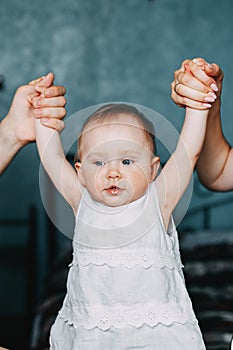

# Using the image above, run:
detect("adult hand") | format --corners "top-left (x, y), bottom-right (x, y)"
top-left (171, 58), bottom-right (224, 110)
top-left (4, 72), bottom-right (66, 147)
top-left (0, 73), bottom-right (66, 175)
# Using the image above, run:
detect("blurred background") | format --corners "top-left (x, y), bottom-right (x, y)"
top-left (0, 0), bottom-right (233, 349)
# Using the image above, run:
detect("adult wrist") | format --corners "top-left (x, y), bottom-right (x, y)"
top-left (0, 115), bottom-right (24, 154)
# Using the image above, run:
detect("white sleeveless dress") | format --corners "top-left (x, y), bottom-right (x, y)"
top-left (50, 184), bottom-right (206, 349)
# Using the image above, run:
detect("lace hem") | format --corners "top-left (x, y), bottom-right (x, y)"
top-left (58, 300), bottom-right (197, 331)
top-left (71, 249), bottom-right (183, 270)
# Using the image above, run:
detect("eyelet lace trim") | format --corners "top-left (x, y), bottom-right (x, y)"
top-left (59, 300), bottom-right (197, 330)
top-left (71, 249), bottom-right (183, 270)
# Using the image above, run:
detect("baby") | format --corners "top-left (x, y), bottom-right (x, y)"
top-left (35, 102), bottom-right (212, 349)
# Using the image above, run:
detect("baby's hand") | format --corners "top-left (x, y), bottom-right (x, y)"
top-left (30, 73), bottom-right (66, 132)
top-left (171, 58), bottom-right (223, 110)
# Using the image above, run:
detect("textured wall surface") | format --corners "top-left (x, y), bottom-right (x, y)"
top-left (0, 0), bottom-right (233, 316)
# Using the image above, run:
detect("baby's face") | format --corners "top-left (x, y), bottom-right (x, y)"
top-left (75, 118), bottom-right (160, 206)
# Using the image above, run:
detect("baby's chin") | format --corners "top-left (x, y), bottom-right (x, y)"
top-left (102, 196), bottom-right (131, 207)
top-left (96, 190), bottom-right (134, 207)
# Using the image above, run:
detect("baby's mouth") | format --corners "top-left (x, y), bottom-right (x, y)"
top-left (105, 185), bottom-right (123, 196)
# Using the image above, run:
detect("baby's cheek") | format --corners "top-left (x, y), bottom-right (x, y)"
top-left (136, 164), bottom-right (151, 182)
top-left (92, 176), bottom-right (104, 195)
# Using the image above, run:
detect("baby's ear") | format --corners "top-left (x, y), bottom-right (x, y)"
top-left (150, 156), bottom-right (160, 182)
top-left (75, 162), bottom-right (85, 186)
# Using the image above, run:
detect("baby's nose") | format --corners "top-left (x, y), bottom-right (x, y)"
top-left (106, 165), bottom-right (122, 179)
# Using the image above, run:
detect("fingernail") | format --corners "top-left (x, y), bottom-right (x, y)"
top-left (202, 103), bottom-right (212, 108)
top-left (41, 118), bottom-right (49, 124)
top-left (207, 92), bottom-right (217, 99)
top-left (204, 96), bottom-right (215, 103)
top-left (192, 58), bottom-right (203, 66)
top-left (207, 63), bottom-right (214, 70)
top-left (210, 83), bottom-right (218, 92)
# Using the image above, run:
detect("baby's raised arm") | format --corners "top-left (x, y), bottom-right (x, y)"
top-left (155, 106), bottom-right (209, 230)
top-left (34, 77), bottom-right (81, 213)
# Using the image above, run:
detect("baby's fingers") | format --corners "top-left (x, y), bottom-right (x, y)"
top-left (176, 71), bottom-right (213, 94)
top-left (29, 73), bottom-right (54, 88)
top-left (29, 76), bottom-right (45, 86)
top-left (188, 61), bottom-right (218, 91)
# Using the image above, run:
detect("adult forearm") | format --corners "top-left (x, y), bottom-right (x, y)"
top-left (0, 116), bottom-right (24, 175)
top-left (197, 100), bottom-right (231, 189)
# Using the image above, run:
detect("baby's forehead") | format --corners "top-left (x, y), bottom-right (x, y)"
top-left (83, 113), bottom-right (145, 133)
top-left (77, 111), bottom-right (155, 159)
top-left (81, 129), bottom-right (151, 158)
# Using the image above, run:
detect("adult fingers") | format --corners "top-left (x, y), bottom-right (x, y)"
top-left (175, 58), bottom-right (219, 91)
top-left (203, 62), bottom-right (224, 93)
top-left (171, 81), bottom-right (214, 110)
top-left (172, 82), bottom-right (216, 103)
top-left (32, 95), bottom-right (66, 108)
top-left (40, 118), bottom-right (65, 133)
top-left (35, 85), bottom-right (66, 97)
top-left (34, 107), bottom-right (66, 119)
top-left (187, 61), bottom-right (218, 91)
top-left (192, 57), bottom-right (206, 66)
top-left (171, 92), bottom-right (212, 110)
top-left (171, 73), bottom-right (217, 108)
top-left (204, 62), bottom-right (223, 78)
top-left (174, 71), bottom-right (213, 94)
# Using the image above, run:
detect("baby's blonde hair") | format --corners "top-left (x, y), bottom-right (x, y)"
top-left (75, 103), bottom-right (156, 163)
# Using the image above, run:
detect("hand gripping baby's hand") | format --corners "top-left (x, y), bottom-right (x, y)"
top-left (30, 73), bottom-right (66, 132)
top-left (171, 57), bottom-right (223, 110)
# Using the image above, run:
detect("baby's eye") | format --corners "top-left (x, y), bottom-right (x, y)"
top-left (122, 159), bottom-right (133, 165)
top-left (94, 160), bottom-right (105, 166)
